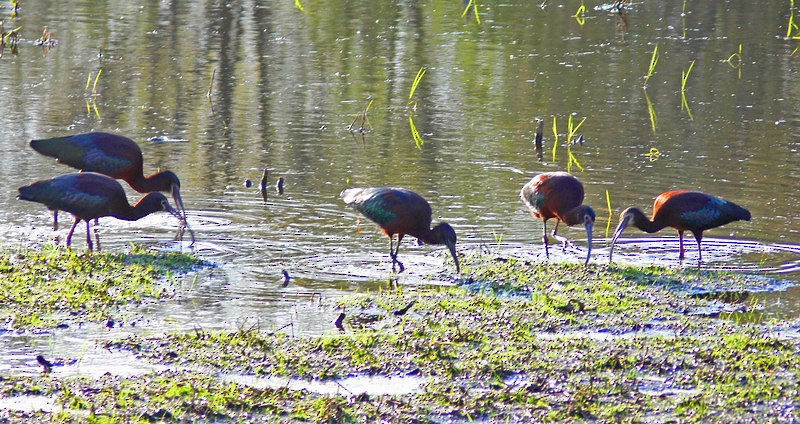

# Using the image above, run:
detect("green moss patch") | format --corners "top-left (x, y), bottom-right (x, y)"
top-left (0, 246), bottom-right (207, 329)
top-left (3, 257), bottom-right (799, 422)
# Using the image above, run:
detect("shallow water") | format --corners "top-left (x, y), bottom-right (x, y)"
top-left (0, 0), bottom-right (798, 379)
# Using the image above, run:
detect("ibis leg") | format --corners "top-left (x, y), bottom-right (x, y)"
top-left (541, 221), bottom-right (550, 259)
top-left (66, 218), bottom-right (80, 249)
top-left (85, 220), bottom-right (94, 252)
top-left (93, 218), bottom-right (101, 252)
top-left (677, 230), bottom-right (685, 260)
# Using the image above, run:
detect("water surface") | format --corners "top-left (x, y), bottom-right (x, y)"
top-left (0, 0), bottom-right (798, 376)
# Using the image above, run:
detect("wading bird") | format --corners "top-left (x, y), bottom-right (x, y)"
top-left (341, 187), bottom-right (460, 274)
top-left (609, 190), bottom-right (751, 262)
top-left (520, 171), bottom-right (595, 265)
top-left (18, 172), bottom-right (182, 251)
top-left (30, 132), bottom-right (192, 242)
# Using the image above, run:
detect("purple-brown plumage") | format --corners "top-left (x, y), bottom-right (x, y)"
top-left (18, 172), bottom-right (182, 251)
top-left (341, 187), bottom-right (459, 274)
top-left (30, 132), bottom-right (187, 221)
top-left (520, 172), bottom-right (595, 264)
top-left (610, 190), bottom-right (751, 262)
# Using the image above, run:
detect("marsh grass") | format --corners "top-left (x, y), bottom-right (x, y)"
top-left (643, 44), bottom-right (659, 87)
top-left (294, 0), bottom-right (306, 13)
top-left (407, 67), bottom-right (426, 109)
top-left (723, 43), bottom-right (743, 79)
top-left (461, 0), bottom-right (481, 24)
top-left (348, 97), bottom-right (373, 133)
top-left (0, 246), bottom-right (206, 329)
top-left (572, 1), bottom-right (586, 26)
top-left (72, 258), bottom-right (800, 422)
top-left (550, 115), bottom-right (585, 172)
top-left (788, 0), bottom-right (798, 38)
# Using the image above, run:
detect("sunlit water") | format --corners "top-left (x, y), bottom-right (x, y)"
top-left (0, 0), bottom-right (798, 381)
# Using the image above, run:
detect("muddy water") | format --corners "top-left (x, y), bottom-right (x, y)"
top-left (0, 0), bottom-right (799, 377)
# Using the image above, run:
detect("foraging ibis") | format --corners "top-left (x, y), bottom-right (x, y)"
top-left (18, 172), bottom-right (182, 251)
top-left (609, 190), bottom-right (751, 262)
top-left (520, 171), bottom-right (595, 264)
top-left (30, 132), bottom-right (188, 216)
top-left (341, 187), bottom-right (460, 274)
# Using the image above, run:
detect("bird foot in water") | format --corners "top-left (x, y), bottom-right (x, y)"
top-left (392, 260), bottom-right (405, 274)
top-left (552, 234), bottom-right (576, 253)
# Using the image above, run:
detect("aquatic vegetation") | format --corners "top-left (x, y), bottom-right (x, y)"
top-left (348, 97), bottom-right (373, 133)
top-left (572, 0), bottom-right (586, 25)
top-left (722, 43), bottom-right (743, 79)
top-left (74, 260), bottom-right (797, 422)
top-left (550, 114), bottom-right (586, 172)
top-left (0, 246), bottom-right (206, 329)
top-left (644, 87), bottom-right (657, 133)
top-left (680, 59), bottom-right (695, 120)
top-left (461, 0), bottom-right (481, 24)
top-left (643, 43), bottom-right (659, 87)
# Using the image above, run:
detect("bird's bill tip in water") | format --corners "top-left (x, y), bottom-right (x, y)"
top-left (609, 214), bottom-right (632, 262)
top-left (446, 241), bottom-right (460, 274)
top-left (584, 220), bottom-right (593, 265)
top-left (171, 184), bottom-right (187, 220)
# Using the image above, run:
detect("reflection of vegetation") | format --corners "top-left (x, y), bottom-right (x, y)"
top-left (407, 67), bottom-right (426, 148)
top-left (680, 60), bottom-right (695, 120)
top-left (614, 0), bottom-right (628, 33)
top-left (643, 44), bottom-right (659, 87)
top-left (644, 88), bottom-right (657, 134)
top-left (207, 68), bottom-right (216, 97)
top-left (605, 189), bottom-right (613, 239)
top-left (551, 115), bottom-right (585, 172)
top-left (722, 44), bottom-right (742, 79)
top-left (461, 0), bottom-right (481, 24)
top-left (409, 116), bottom-right (424, 148)
top-left (85, 70), bottom-right (103, 119)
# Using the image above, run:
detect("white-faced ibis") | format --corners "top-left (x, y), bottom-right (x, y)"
top-left (18, 172), bottom-right (182, 251)
top-left (520, 171), bottom-right (595, 265)
top-left (341, 187), bottom-right (460, 274)
top-left (610, 190), bottom-right (751, 262)
top-left (30, 132), bottom-right (188, 220)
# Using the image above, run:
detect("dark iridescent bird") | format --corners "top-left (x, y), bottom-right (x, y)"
top-left (520, 171), bottom-right (595, 265)
top-left (30, 132), bottom-right (189, 232)
top-left (18, 172), bottom-right (182, 251)
top-left (341, 187), bottom-right (460, 274)
top-left (610, 190), bottom-right (751, 262)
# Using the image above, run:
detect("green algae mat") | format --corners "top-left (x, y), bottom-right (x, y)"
top-left (2, 253), bottom-right (799, 422)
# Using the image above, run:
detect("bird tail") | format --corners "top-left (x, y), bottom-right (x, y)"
top-left (17, 184), bottom-right (43, 202)
top-left (30, 136), bottom-right (74, 158)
